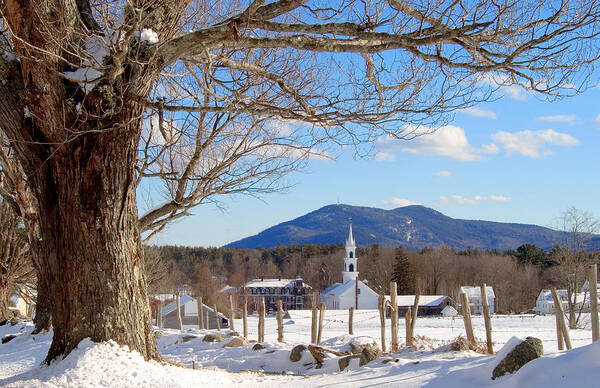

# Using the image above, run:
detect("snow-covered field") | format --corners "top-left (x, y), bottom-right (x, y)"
top-left (1, 311), bottom-right (599, 387)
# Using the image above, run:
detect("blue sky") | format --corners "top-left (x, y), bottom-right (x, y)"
top-left (145, 84), bottom-right (600, 247)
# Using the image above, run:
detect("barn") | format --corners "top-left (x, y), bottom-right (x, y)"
top-left (160, 295), bottom-right (229, 330)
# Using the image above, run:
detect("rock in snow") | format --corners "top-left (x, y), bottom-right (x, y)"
top-left (492, 336), bottom-right (543, 380)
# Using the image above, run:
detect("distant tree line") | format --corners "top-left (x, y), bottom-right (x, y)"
top-left (146, 241), bottom-right (599, 315)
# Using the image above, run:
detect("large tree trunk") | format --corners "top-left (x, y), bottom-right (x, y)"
top-left (28, 109), bottom-right (158, 362)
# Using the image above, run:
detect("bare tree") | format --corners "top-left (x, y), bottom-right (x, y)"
top-left (0, 199), bottom-right (35, 322)
top-left (551, 207), bottom-right (599, 328)
top-left (0, 0), bottom-right (599, 362)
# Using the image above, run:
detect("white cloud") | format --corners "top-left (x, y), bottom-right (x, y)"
top-left (433, 170), bottom-right (452, 177)
top-left (491, 129), bottom-right (579, 158)
top-left (382, 198), bottom-right (421, 207)
top-left (439, 195), bottom-right (512, 206)
top-left (595, 114), bottom-right (600, 126)
top-left (459, 107), bottom-right (497, 119)
top-left (373, 152), bottom-right (396, 161)
top-left (376, 125), bottom-right (497, 161)
top-left (477, 73), bottom-right (529, 101)
top-left (538, 114), bottom-right (578, 125)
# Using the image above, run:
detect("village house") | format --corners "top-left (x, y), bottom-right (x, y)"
top-left (160, 294), bottom-right (229, 329)
top-left (385, 295), bottom-right (451, 317)
top-left (239, 277), bottom-right (313, 312)
top-left (532, 289), bottom-right (595, 314)
top-left (320, 222), bottom-right (379, 309)
top-left (458, 285), bottom-right (495, 314)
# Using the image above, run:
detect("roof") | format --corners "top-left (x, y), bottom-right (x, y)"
top-left (441, 305), bottom-right (458, 316)
top-left (161, 295), bottom-right (228, 320)
top-left (321, 283), bottom-right (343, 295)
top-left (460, 286), bottom-right (495, 299)
top-left (385, 295), bottom-right (449, 307)
top-left (244, 278), bottom-right (311, 288)
top-left (322, 280), bottom-right (358, 297)
top-left (161, 294), bottom-right (195, 316)
top-left (219, 285), bottom-right (238, 294)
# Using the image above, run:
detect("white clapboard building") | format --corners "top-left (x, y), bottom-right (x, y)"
top-left (320, 222), bottom-right (379, 309)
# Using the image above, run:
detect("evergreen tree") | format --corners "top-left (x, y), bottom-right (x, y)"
top-left (391, 247), bottom-right (416, 295)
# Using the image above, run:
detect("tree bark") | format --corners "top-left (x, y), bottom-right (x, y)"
top-left (27, 107), bottom-right (159, 362)
top-left (32, 271), bottom-right (52, 333)
top-left (0, 282), bottom-right (11, 323)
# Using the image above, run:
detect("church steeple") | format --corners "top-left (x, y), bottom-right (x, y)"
top-left (342, 220), bottom-right (358, 283)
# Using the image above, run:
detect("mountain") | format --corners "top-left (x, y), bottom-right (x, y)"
top-left (225, 204), bottom-right (600, 251)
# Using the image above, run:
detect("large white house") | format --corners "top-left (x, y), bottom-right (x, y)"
top-left (320, 223), bottom-right (379, 309)
top-left (533, 288), bottom-right (596, 314)
top-left (458, 285), bottom-right (495, 314)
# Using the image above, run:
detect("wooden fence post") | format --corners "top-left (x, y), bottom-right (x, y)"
top-left (198, 296), bottom-right (204, 330)
top-left (158, 300), bottom-right (163, 328)
top-left (258, 297), bottom-right (265, 342)
top-left (555, 309), bottom-right (564, 351)
top-left (390, 282), bottom-right (398, 351)
top-left (229, 295), bottom-right (235, 332)
top-left (311, 304), bottom-right (318, 344)
top-left (317, 302), bottom-right (326, 344)
top-left (349, 307), bottom-right (354, 335)
top-left (405, 308), bottom-right (412, 347)
top-left (409, 294), bottom-right (419, 343)
top-left (551, 288), bottom-right (572, 350)
top-left (378, 295), bottom-right (386, 352)
top-left (460, 292), bottom-right (475, 346)
top-left (176, 292), bottom-right (183, 330)
top-left (243, 301), bottom-right (248, 338)
top-left (480, 284), bottom-right (493, 354)
top-left (590, 264), bottom-right (599, 342)
top-left (277, 299), bottom-right (284, 342)
top-left (214, 303), bottom-right (221, 330)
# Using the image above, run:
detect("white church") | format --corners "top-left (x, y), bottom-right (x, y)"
top-left (320, 222), bottom-right (379, 309)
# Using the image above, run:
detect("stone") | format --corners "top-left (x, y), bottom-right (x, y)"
top-left (1, 334), bottom-right (17, 344)
top-left (290, 344), bottom-right (307, 362)
top-left (202, 333), bottom-right (224, 343)
top-left (338, 355), bottom-right (360, 371)
top-left (182, 334), bottom-right (198, 343)
top-left (349, 337), bottom-right (379, 355)
top-left (492, 337), bottom-right (543, 380)
top-left (252, 343), bottom-right (265, 351)
top-left (450, 337), bottom-right (477, 352)
top-left (359, 345), bottom-right (380, 366)
top-left (224, 336), bottom-right (250, 348)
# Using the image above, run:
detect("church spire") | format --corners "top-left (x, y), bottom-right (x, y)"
top-left (342, 219), bottom-right (358, 283)
top-left (346, 218), bottom-right (355, 248)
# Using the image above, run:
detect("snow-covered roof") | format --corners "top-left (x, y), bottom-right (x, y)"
top-left (581, 280), bottom-right (600, 293)
top-left (219, 285), bottom-right (238, 294)
top-left (244, 278), bottom-right (311, 288)
top-left (322, 283), bottom-right (343, 295)
top-left (459, 286), bottom-right (495, 299)
top-left (322, 280), bottom-right (357, 297)
top-left (160, 295), bottom-right (228, 319)
top-left (161, 295), bottom-right (195, 316)
top-left (441, 305), bottom-right (458, 316)
top-left (385, 295), bottom-right (449, 307)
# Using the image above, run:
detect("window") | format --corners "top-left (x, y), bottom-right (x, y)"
top-left (349, 264), bottom-right (354, 272)
top-left (349, 251), bottom-right (354, 258)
